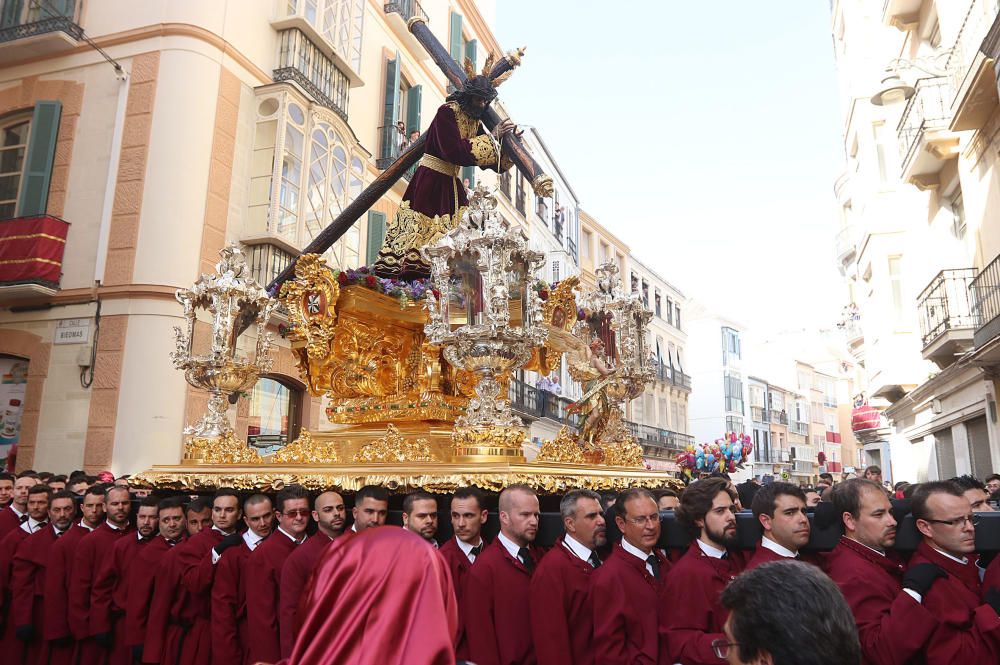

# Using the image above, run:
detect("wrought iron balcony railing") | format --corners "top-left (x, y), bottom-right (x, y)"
top-left (625, 420), bottom-right (694, 451)
top-left (751, 406), bottom-right (770, 423)
top-left (566, 235), bottom-right (578, 261)
top-left (0, 0), bottom-right (82, 43)
top-left (245, 241), bottom-right (295, 290)
top-left (897, 77), bottom-right (953, 172)
top-left (790, 420), bottom-right (809, 435)
top-left (508, 378), bottom-right (582, 428)
top-left (375, 125), bottom-right (418, 179)
top-left (654, 363), bottom-right (691, 391)
top-left (770, 410), bottom-right (788, 425)
top-left (384, 0), bottom-right (427, 24)
top-left (918, 268), bottom-right (977, 347)
top-left (274, 29), bottom-right (350, 121)
top-left (972, 254), bottom-right (1000, 348)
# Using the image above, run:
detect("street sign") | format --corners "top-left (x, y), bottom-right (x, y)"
top-left (54, 318), bottom-right (90, 345)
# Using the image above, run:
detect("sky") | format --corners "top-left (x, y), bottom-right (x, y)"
top-left (494, 0), bottom-right (845, 336)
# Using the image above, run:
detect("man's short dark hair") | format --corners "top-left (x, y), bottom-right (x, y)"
top-left (16, 471), bottom-right (38, 479)
top-left (83, 485), bottom-right (105, 500)
top-left (831, 478), bottom-right (884, 521)
top-left (986, 473), bottom-right (1000, 484)
top-left (28, 484), bottom-right (52, 499)
top-left (613, 488), bottom-right (657, 520)
top-left (158, 496), bottom-right (187, 512)
top-left (751, 482), bottom-right (806, 521)
top-left (864, 465), bottom-right (882, 476)
top-left (560, 489), bottom-right (602, 521)
top-left (275, 485), bottom-right (308, 513)
top-left (721, 560), bottom-right (860, 665)
top-left (244, 493), bottom-right (272, 510)
top-left (0, 472), bottom-right (13, 483)
top-left (655, 488), bottom-right (679, 500)
top-left (403, 491), bottom-right (436, 515)
top-left (452, 486), bottom-right (486, 511)
top-left (354, 485), bottom-right (389, 506)
top-left (911, 481), bottom-right (964, 521)
top-left (185, 497), bottom-right (212, 515)
top-left (38, 471), bottom-right (53, 482)
top-left (819, 473), bottom-right (834, 483)
top-left (676, 478), bottom-right (735, 536)
top-left (950, 475), bottom-right (986, 492)
top-left (213, 487), bottom-right (240, 505)
top-left (50, 474), bottom-right (67, 483)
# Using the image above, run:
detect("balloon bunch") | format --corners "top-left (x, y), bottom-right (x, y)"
top-left (676, 432), bottom-right (753, 479)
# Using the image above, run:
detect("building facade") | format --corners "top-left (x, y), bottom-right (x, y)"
top-left (831, 0), bottom-right (1000, 482)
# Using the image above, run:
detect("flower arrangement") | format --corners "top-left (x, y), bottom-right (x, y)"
top-left (332, 266), bottom-right (439, 308)
top-left (676, 432), bottom-right (753, 478)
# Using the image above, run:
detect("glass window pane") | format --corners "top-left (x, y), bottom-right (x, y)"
top-left (248, 377), bottom-right (291, 455)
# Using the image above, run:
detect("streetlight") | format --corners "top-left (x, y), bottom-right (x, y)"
top-left (870, 51), bottom-right (952, 105)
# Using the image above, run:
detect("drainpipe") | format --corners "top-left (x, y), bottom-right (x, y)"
top-left (93, 67), bottom-right (130, 285)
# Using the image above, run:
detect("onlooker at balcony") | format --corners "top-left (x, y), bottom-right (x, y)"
top-left (408, 128), bottom-right (419, 145)
top-left (395, 120), bottom-right (406, 153)
top-left (462, 177), bottom-right (473, 199)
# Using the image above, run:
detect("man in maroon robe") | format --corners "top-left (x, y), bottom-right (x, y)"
top-left (464, 484), bottom-right (544, 665)
top-left (826, 478), bottom-right (940, 665)
top-left (591, 488), bottom-right (669, 665)
top-left (661, 477), bottom-right (745, 665)
top-left (0, 472), bottom-right (14, 509)
top-left (125, 496), bottom-right (187, 661)
top-left (0, 482), bottom-right (49, 658)
top-left (143, 490), bottom-right (241, 665)
top-left (906, 481), bottom-right (1000, 663)
top-left (43, 486), bottom-right (104, 665)
top-left (744, 482), bottom-right (810, 570)
top-left (69, 485), bottom-right (132, 665)
top-left (438, 486), bottom-right (488, 660)
top-left (212, 494), bottom-right (274, 665)
top-left (89, 495), bottom-right (158, 665)
top-left (246, 485), bottom-right (310, 664)
top-left (530, 489), bottom-right (606, 665)
top-left (279, 490), bottom-right (345, 658)
top-left (10, 489), bottom-right (73, 664)
top-left (348, 485), bottom-right (388, 534)
top-left (0, 473), bottom-right (38, 538)
top-left (372, 73), bottom-right (517, 280)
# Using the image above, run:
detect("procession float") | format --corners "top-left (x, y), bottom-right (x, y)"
top-left (135, 17), bottom-right (681, 495)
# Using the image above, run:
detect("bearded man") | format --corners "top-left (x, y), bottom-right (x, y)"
top-left (371, 65), bottom-right (518, 280)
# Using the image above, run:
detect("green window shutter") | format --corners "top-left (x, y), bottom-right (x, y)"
top-left (18, 101), bottom-right (62, 217)
top-left (382, 53), bottom-right (401, 161)
top-left (465, 39), bottom-right (477, 71)
top-left (462, 165), bottom-right (475, 189)
top-left (1, 1), bottom-right (23, 28)
top-left (449, 13), bottom-right (464, 63)
top-left (366, 210), bottom-right (386, 266)
top-left (405, 84), bottom-right (422, 134)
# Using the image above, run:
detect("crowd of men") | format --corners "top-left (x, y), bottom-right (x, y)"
top-left (1, 467), bottom-right (1000, 665)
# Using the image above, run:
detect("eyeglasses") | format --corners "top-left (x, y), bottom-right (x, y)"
top-left (282, 509), bottom-right (311, 518)
top-left (711, 638), bottom-right (741, 659)
top-left (625, 515), bottom-right (659, 527)
top-left (923, 515), bottom-right (979, 527)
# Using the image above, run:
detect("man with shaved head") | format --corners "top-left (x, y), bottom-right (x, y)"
top-left (279, 490), bottom-right (346, 658)
top-left (465, 483), bottom-right (543, 665)
top-left (212, 494), bottom-right (274, 665)
top-left (69, 485), bottom-right (132, 665)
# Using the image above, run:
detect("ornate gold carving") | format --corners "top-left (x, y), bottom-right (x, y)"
top-left (447, 102), bottom-right (480, 141)
top-left (536, 426), bottom-right (585, 464)
top-left (325, 393), bottom-right (467, 424)
top-left (267, 431), bottom-right (341, 464)
top-left (182, 433), bottom-right (263, 465)
top-left (531, 174), bottom-right (554, 197)
top-left (544, 276), bottom-right (579, 332)
top-left (329, 317), bottom-right (412, 398)
top-left (279, 254), bottom-right (341, 394)
top-left (353, 424), bottom-right (439, 463)
top-left (378, 200), bottom-right (468, 270)
top-left (469, 134), bottom-right (500, 167)
top-left (602, 441), bottom-right (645, 468)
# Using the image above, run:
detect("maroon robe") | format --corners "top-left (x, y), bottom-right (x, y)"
top-left (372, 102), bottom-right (507, 280)
top-left (660, 541), bottom-right (744, 665)
top-left (246, 530), bottom-right (300, 664)
top-left (984, 553), bottom-right (1000, 596)
top-left (591, 542), bottom-right (669, 665)
top-left (211, 540), bottom-right (254, 665)
top-left (529, 536), bottom-right (597, 665)
top-left (69, 522), bottom-right (132, 665)
top-left (463, 537), bottom-right (544, 665)
top-left (744, 540), bottom-right (795, 571)
top-left (42, 523), bottom-right (93, 665)
top-left (91, 533), bottom-right (150, 665)
top-left (132, 535), bottom-right (182, 660)
top-left (147, 527), bottom-right (223, 665)
top-left (0, 505), bottom-right (25, 539)
top-left (10, 524), bottom-right (60, 664)
top-left (438, 536), bottom-right (477, 660)
top-left (279, 532), bottom-right (336, 659)
top-left (826, 536), bottom-right (938, 665)
top-left (908, 541), bottom-right (1000, 663)
top-left (0, 524), bottom-right (30, 657)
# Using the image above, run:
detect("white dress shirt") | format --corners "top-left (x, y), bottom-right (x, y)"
top-left (456, 536), bottom-right (484, 564)
top-left (760, 536), bottom-right (797, 558)
top-left (696, 539), bottom-right (727, 559)
top-left (621, 538), bottom-right (656, 576)
top-left (563, 533), bottom-right (597, 566)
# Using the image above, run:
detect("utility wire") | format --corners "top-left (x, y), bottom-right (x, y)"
top-left (33, 0), bottom-right (125, 76)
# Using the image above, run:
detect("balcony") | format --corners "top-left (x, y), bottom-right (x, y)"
top-left (508, 379), bottom-right (582, 429)
top-left (271, 0), bottom-right (364, 86)
top-left (918, 268), bottom-right (977, 367)
top-left (626, 420), bottom-right (695, 456)
top-left (790, 420), bottom-right (809, 436)
top-left (0, 215), bottom-right (69, 300)
top-left (0, 0), bottom-right (82, 64)
top-left (757, 447), bottom-right (791, 464)
top-left (835, 225), bottom-right (858, 266)
top-left (826, 431), bottom-right (843, 444)
top-left (566, 236), bottom-right (578, 261)
top-left (971, 254), bottom-right (1000, 361)
top-left (770, 410), bottom-right (788, 425)
top-left (274, 29), bottom-right (351, 120)
top-left (948, 0), bottom-right (1000, 132)
top-left (897, 78), bottom-right (959, 190)
top-left (654, 363), bottom-right (691, 391)
top-left (792, 460), bottom-right (816, 474)
top-left (751, 406), bottom-right (770, 424)
top-left (375, 125), bottom-right (418, 179)
top-left (882, 0), bottom-right (923, 29)
top-left (244, 240), bottom-right (295, 290)
top-left (383, 0), bottom-right (429, 59)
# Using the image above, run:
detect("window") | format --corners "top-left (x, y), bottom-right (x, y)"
top-left (726, 416), bottom-right (744, 434)
top-left (515, 171), bottom-right (525, 215)
top-left (949, 191), bottom-right (966, 239)
top-left (724, 372), bottom-right (743, 414)
top-left (749, 385), bottom-right (765, 408)
top-left (282, 0), bottom-right (365, 74)
top-left (872, 121), bottom-right (888, 185)
top-left (551, 260), bottom-right (560, 283)
top-left (581, 230), bottom-right (591, 259)
top-left (888, 256), bottom-right (904, 328)
top-left (0, 118), bottom-right (30, 219)
top-left (674, 304), bottom-right (681, 330)
top-left (664, 297), bottom-right (673, 325)
top-left (499, 170), bottom-right (511, 198)
top-left (247, 376), bottom-right (303, 455)
top-left (249, 91), bottom-right (365, 269)
top-left (811, 402), bottom-right (824, 424)
top-left (275, 29), bottom-right (351, 119)
top-left (654, 292), bottom-right (661, 318)
top-left (722, 327), bottom-right (741, 365)
top-left (641, 281), bottom-right (649, 308)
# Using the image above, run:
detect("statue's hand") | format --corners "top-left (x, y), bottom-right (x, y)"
top-left (493, 119), bottom-right (517, 139)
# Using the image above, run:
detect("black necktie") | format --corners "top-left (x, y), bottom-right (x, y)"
top-left (518, 547), bottom-right (535, 573)
top-left (470, 544), bottom-right (482, 558)
top-left (589, 552), bottom-right (602, 568)
top-left (19, 514), bottom-right (27, 523)
top-left (720, 551), bottom-right (728, 560)
top-left (646, 554), bottom-right (660, 579)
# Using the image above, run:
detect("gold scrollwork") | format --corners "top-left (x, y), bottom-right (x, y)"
top-left (279, 254), bottom-right (341, 394)
top-left (535, 426), bottom-right (585, 464)
top-left (353, 424), bottom-right (439, 463)
top-left (182, 433), bottom-right (263, 465)
top-left (267, 431), bottom-right (340, 464)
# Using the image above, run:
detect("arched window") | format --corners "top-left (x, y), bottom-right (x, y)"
top-left (247, 375), bottom-right (303, 456)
